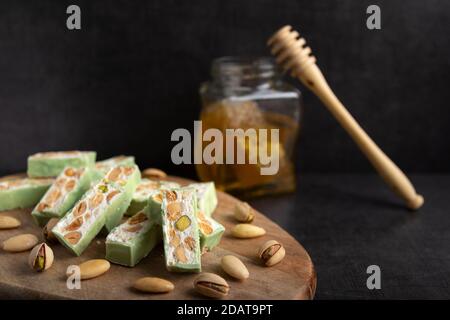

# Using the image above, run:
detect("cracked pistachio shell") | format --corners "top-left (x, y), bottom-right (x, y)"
top-left (43, 218), bottom-right (59, 243)
top-left (28, 243), bottom-right (54, 272)
top-left (194, 273), bottom-right (230, 298)
top-left (233, 202), bottom-right (254, 223)
top-left (258, 240), bottom-right (286, 267)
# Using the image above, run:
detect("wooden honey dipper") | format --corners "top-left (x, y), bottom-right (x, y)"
top-left (268, 25), bottom-right (424, 210)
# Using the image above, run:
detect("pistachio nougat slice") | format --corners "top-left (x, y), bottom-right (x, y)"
top-left (0, 178), bottom-right (54, 211)
top-left (197, 211), bottom-right (225, 253)
top-left (106, 210), bottom-right (162, 267)
top-left (93, 155), bottom-right (135, 181)
top-left (103, 165), bottom-right (141, 231)
top-left (31, 167), bottom-right (93, 220)
top-left (31, 210), bottom-right (51, 227)
top-left (52, 179), bottom-right (124, 256)
top-left (27, 151), bottom-right (96, 178)
top-left (161, 188), bottom-right (201, 272)
top-left (126, 178), bottom-right (180, 217)
top-left (188, 182), bottom-right (218, 217)
top-left (188, 182), bottom-right (222, 252)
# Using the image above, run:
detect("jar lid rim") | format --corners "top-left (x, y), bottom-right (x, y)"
top-left (212, 56), bottom-right (275, 69)
top-left (211, 56), bottom-right (279, 80)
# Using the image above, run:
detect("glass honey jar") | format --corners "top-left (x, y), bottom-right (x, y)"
top-left (197, 56), bottom-right (302, 198)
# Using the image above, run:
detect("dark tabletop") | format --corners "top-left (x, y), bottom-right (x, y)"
top-left (248, 174), bottom-right (450, 299)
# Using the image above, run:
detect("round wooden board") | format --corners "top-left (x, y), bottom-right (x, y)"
top-left (0, 175), bottom-right (316, 300)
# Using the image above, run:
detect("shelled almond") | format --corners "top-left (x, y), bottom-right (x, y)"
top-left (231, 224), bottom-right (266, 239)
top-left (221, 255), bottom-right (249, 280)
top-left (2, 234), bottom-right (39, 252)
top-left (133, 277), bottom-right (174, 293)
top-left (0, 215), bottom-right (21, 229)
top-left (68, 259), bottom-right (110, 280)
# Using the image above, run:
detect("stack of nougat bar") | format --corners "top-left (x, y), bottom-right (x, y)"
top-left (0, 151), bottom-right (224, 271)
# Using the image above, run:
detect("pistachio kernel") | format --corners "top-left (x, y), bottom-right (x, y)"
top-left (175, 215), bottom-right (191, 232)
top-left (98, 184), bottom-right (108, 193)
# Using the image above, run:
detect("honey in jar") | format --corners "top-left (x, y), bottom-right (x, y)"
top-left (197, 57), bottom-right (302, 198)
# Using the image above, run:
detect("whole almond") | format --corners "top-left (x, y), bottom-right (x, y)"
top-left (258, 240), bottom-right (286, 267)
top-left (43, 218), bottom-right (59, 243)
top-left (133, 277), bottom-right (175, 293)
top-left (233, 202), bottom-right (254, 223)
top-left (221, 255), bottom-right (249, 280)
top-left (194, 273), bottom-right (229, 299)
top-left (69, 259), bottom-right (110, 280)
top-left (231, 224), bottom-right (266, 239)
top-left (2, 234), bottom-right (39, 252)
top-left (142, 168), bottom-right (167, 179)
top-left (0, 215), bottom-right (21, 229)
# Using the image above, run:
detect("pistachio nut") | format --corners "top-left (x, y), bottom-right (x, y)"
top-left (233, 202), bottom-right (254, 223)
top-left (43, 218), bottom-right (60, 243)
top-left (231, 224), bottom-right (266, 239)
top-left (221, 255), bottom-right (249, 280)
top-left (142, 168), bottom-right (167, 179)
top-left (133, 277), bottom-right (175, 293)
top-left (175, 215), bottom-right (191, 232)
top-left (2, 234), bottom-right (39, 252)
top-left (258, 240), bottom-right (286, 267)
top-left (194, 273), bottom-right (230, 298)
top-left (0, 215), bottom-right (21, 229)
top-left (28, 243), bottom-right (54, 272)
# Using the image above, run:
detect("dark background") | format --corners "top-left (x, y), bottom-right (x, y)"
top-left (0, 0), bottom-right (449, 177)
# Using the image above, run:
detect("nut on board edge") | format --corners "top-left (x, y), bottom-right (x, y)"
top-left (258, 240), bottom-right (286, 267)
top-left (233, 202), bottom-right (255, 223)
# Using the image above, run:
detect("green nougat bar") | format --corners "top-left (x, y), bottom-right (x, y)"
top-left (105, 210), bottom-right (162, 267)
top-left (161, 188), bottom-right (201, 272)
top-left (31, 210), bottom-right (51, 227)
top-left (197, 212), bottom-right (225, 253)
top-left (188, 182), bottom-right (218, 217)
top-left (0, 178), bottom-right (54, 211)
top-left (103, 165), bottom-right (141, 231)
top-left (126, 179), bottom-right (180, 216)
top-left (93, 155), bottom-right (135, 181)
top-left (31, 167), bottom-right (93, 219)
top-left (52, 179), bottom-right (126, 256)
top-left (27, 151), bottom-right (96, 178)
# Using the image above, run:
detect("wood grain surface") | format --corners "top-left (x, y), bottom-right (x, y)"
top-left (0, 175), bottom-right (316, 300)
